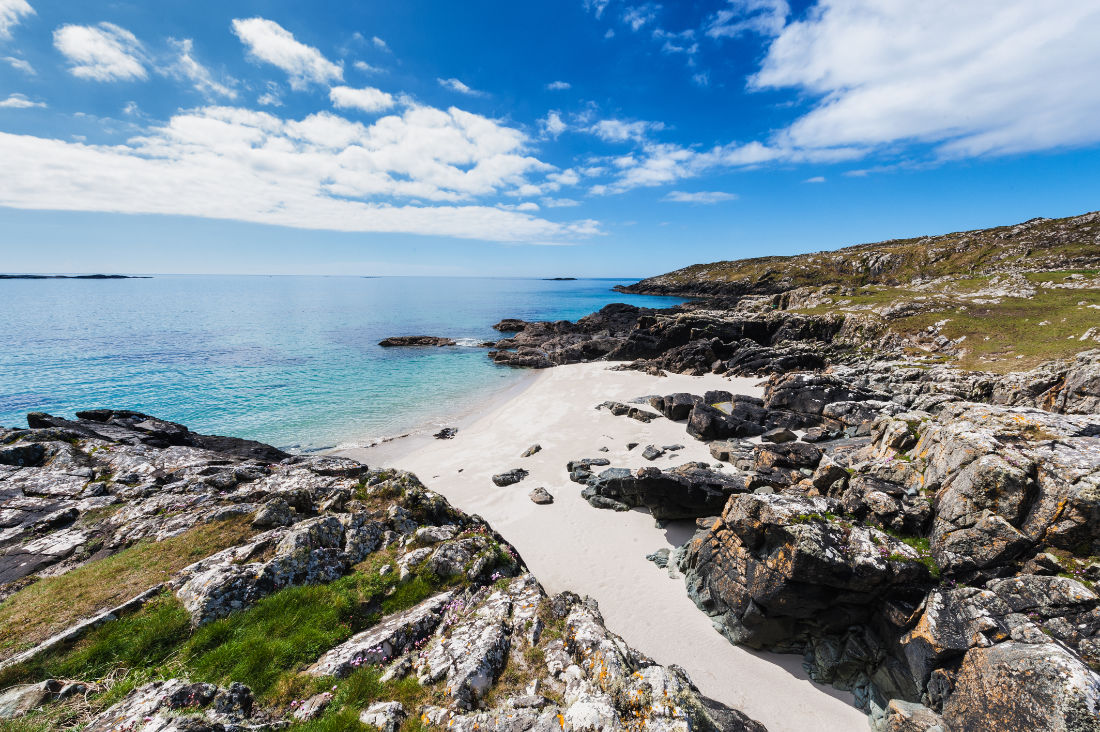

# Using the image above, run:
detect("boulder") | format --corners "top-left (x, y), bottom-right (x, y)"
top-left (582, 464), bottom-right (747, 519)
top-left (491, 469), bottom-right (529, 487)
top-left (378, 336), bottom-right (457, 347)
top-left (529, 487), bottom-right (554, 505)
top-left (761, 427), bottom-right (797, 444)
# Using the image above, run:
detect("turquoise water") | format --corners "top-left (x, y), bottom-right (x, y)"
top-left (0, 276), bottom-right (683, 450)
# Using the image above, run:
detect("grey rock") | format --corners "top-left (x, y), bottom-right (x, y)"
top-left (492, 469), bottom-right (529, 487)
top-left (529, 487), bottom-right (554, 505)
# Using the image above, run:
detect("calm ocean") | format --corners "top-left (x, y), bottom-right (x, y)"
top-left (0, 276), bottom-right (684, 450)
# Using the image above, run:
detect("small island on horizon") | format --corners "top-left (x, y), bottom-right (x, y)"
top-left (0, 274), bottom-right (151, 280)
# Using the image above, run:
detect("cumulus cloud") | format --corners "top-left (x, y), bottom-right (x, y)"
top-left (53, 22), bottom-right (147, 81)
top-left (2, 55), bottom-right (33, 74)
top-left (0, 0), bottom-right (33, 40)
top-left (0, 92), bottom-right (43, 108)
top-left (0, 104), bottom-right (598, 242)
top-left (752, 0), bottom-right (1100, 158)
top-left (662, 190), bottom-right (737, 203)
top-left (329, 85), bottom-right (395, 113)
top-left (546, 80), bottom-right (571, 91)
top-left (167, 38), bottom-right (236, 99)
top-left (231, 17), bottom-right (342, 89)
top-left (540, 111), bottom-right (567, 138)
top-left (437, 77), bottom-right (485, 97)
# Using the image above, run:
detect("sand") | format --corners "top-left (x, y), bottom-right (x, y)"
top-left (336, 362), bottom-right (866, 731)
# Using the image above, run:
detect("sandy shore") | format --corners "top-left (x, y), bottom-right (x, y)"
top-left (336, 362), bottom-right (866, 731)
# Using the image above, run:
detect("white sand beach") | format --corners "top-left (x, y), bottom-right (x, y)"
top-left (337, 362), bottom-right (866, 732)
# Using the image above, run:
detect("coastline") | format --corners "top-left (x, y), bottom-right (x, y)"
top-left (335, 361), bottom-right (867, 732)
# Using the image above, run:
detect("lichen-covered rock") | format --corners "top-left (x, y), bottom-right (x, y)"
top-left (682, 493), bottom-right (933, 648)
top-left (940, 641), bottom-right (1100, 732)
top-left (83, 679), bottom-right (265, 732)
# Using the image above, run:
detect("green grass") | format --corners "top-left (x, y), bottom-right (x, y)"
top-left (0, 516), bottom-right (258, 660)
top-left (0, 541), bottom-right (488, 731)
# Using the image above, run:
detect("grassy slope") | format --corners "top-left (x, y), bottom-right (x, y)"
top-left (622, 211), bottom-right (1100, 295)
top-left (0, 516), bottom-right (257, 660)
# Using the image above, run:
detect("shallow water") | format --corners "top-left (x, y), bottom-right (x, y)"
top-left (0, 276), bottom-right (683, 449)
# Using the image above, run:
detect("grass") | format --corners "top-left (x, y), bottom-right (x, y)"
top-left (2, 547), bottom-right (460, 731)
top-left (0, 516), bottom-right (257, 660)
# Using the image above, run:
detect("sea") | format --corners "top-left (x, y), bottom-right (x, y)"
top-left (0, 276), bottom-right (685, 451)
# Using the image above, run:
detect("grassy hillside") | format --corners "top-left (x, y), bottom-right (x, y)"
top-left (618, 211), bottom-right (1100, 297)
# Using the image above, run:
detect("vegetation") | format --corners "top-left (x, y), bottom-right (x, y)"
top-left (1, 549), bottom-right (459, 731)
top-left (0, 516), bottom-right (257, 660)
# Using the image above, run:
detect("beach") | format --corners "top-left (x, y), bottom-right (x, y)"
top-left (337, 361), bottom-right (867, 732)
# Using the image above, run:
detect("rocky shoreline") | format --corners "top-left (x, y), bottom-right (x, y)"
top-left (0, 409), bottom-right (762, 730)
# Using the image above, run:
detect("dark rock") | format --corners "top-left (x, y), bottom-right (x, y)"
top-left (378, 336), bottom-right (457, 347)
top-left (583, 464), bottom-right (747, 519)
top-left (433, 427), bottom-right (458, 439)
top-left (491, 469), bottom-right (529, 487)
top-left (642, 445), bottom-right (665, 461)
top-left (596, 401), bottom-right (659, 422)
top-left (521, 443), bottom-right (541, 457)
top-left (761, 427), bottom-right (797, 444)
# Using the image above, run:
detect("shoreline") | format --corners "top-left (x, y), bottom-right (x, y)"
top-left (336, 361), bottom-right (867, 732)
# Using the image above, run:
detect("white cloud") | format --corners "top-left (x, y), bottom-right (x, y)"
top-left (437, 77), bottom-right (485, 97)
top-left (662, 190), bottom-right (737, 203)
top-left (0, 92), bottom-right (43, 108)
top-left (372, 36), bottom-right (389, 51)
top-left (330, 85), bottom-right (395, 113)
top-left (2, 55), bottom-right (33, 74)
top-left (168, 38), bottom-right (237, 99)
top-left (692, 71), bottom-right (709, 86)
top-left (0, 104), bottom-right (598, 242)
top-left (546, 80), bottom-right (571, 91)
top-left (622, 3), bottom-right (659, 31)
top-left (122, 100), bottom-right (138, 115)
top-left (540, 111), bottom-right (567, 138)
top-left (542, 197), bottom-right (581, 208)
top-left (589, 118), bottom-right (664, 143)
top-left (584, 0), bottom-right (611, 19)
top-left (53, 22), bottom-right (147, 81)
top-left (231, 17), bottom-right (342, 89)
top-left (804, 175), bottom-right (826, 183)
top-left (0, 0), bottom-right (33, 40)
top-left (257, 81), bottom-right (282, 107)
top-left (354, 60), bottom-right (381, 73)
top-left (752, 0), bottom-right (1100, 158)
top-left (604, 28), bottom-right (615, 39)
top-left (707, 0), bottom-right (789, 38)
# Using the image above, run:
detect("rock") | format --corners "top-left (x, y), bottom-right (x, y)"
top-left (761, 427), bottom-right (797, 444)
top-left (491, 318), bottom-right (527, 332)
top-left (251, 498), bottom-right (292, 528)
top-left (682, 492), bottom-right (934, 648)
top-left (378, 336), bottom-right (457, 347)
top-left (529, 487), bottom-right (554, 505)
top-left (0, 680), bottom-right (61, 719)
top-left (521, 443), bottom-right (542, 457)
top-left (292, 692), bottom-right (332, 721)
top-left (360, 701), bottom-right (407, 732)
top-left (583, 464), bottom-right (747, 519)
top-left (941, 641), bottom-right (1100, 732)
top-left (433, 427), bottom-right (458, 439)
top-left (687, 399), bottom-right (768, 441)
top-left (646, 548), bottom-right (671, 568)
top-left (308, 591), bottom-right (456, 677)
top-left (84, 679), bottom-right (257, 732)
top-left (596, 401), bottom-right (659, 422)
top-left (880, 699), bottom-right (947, 732)
top-left (642, 445), bottom-right (665, 461)
top-left (491, 469), bottom-right (529, 487)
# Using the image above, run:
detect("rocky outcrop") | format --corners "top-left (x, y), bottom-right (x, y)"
top-left (582, 464), bottom-right (748, 519)
top-left (1, 413), bottom-right (764, 730)
top-left (378, 336), bottom-right (458, 347)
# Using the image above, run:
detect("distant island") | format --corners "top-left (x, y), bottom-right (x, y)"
top-left (542, 277), bottom-right (577, 280)
top-left (0, 274), bottom-right (151, 279)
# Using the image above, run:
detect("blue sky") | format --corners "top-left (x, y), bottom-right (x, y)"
top-left (1, 0), bottom-right (1099, 277)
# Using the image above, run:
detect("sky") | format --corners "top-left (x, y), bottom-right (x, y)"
top-left (1, 0), bottom-right (1100, 277)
